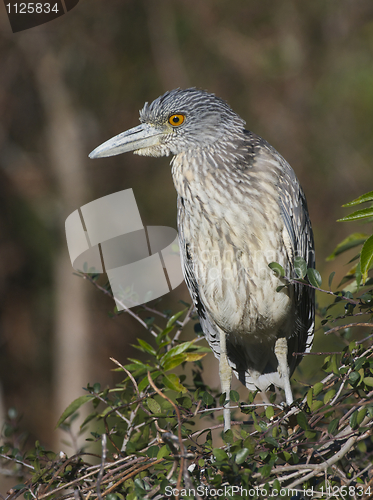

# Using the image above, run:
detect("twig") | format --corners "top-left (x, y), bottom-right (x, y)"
top-left (356, 332), bottom-right (373, 344)
top-left (146, 372), bottom-right (184, 500)
top-left (172, 304), bottom-right (195, 344)
top-left (102, 458), bottom-right (164, 497)
top-left (285, 437), bottom-right (354, 488)
top-left (196, 402), bottom-right (283, 414)
top-left (110, 357), bottom-right (158, 449)
top-left (284, 276), bottom-right (360, 305)
top-left (286, 416), bottom-right (373, 489)
top-left (294, 351), bottom-right (343, 355)
top-left (0, 453), bottom-right (34, 471)
top-left (110, 357), bottom-right (140, 397)
top-left (331, 311), bottom-right (369, 323)
top-left (329, 379), bottom-right (346, 405)
top-left (96, 434), bottom-right (107, 500)
top-left (82, 273), bottom-right (159, 337)
top-left (325, 322), bottom-right (373, 335)
top-left (145, 372), bottom-right (202, 500)
top-left (349, 463), bottom-right (373, 485)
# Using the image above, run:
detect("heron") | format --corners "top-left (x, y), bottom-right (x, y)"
top-left (89, 88), bottom-right (315, 431)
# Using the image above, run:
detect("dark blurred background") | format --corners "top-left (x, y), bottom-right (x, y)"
top-left (0, 0), bottom-right (373, 477)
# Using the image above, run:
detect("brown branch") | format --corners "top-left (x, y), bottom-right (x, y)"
top-left (286, 419), bottom-right (372, 489)
top-left (101, 458), bottom-right (164, 497)
top-left (294, 351), bottom-right (343, 355)
top-left (284, 276), bottom-right (360, 305)
top-left (325, 322), bottom-right (373, 335)
top-left (82, 273), bottom-right (159, 338)
top-left (110, 357), bottom-right (140, 398)
top-left (146, 371), bottom-right (187, 500)
top-left (172, 304), bottom-right (195, 344)
top-left (34, 456), bottom-right (146, 499)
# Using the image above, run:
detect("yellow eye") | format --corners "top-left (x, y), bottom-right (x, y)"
top-left (168, 114), bottom-right (185, 126)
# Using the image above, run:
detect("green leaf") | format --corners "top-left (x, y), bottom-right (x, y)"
top-left (162, 354), bottom-right (187, 371)
top-left (307, 268), bottom-right (322, 287)
top-left (259, 463), bottom-right (272, 477)
top-left (294, 256), bottom-right (307, 279)
top-left (80, 412), bottom-right (98, 430)
top-left (364, 376), bottom-right (373, 387)
top-left (330, 354), bottom-right (339, 375)
top-left (147, 398), bottom-right (162, 414)
top-left (328, 418), bottom-right (339, 435)
top-left (357, 408), bottom-right (367, 426)
top-left (268, 262), bottom-right (285, 277)
top-left (323, 389), bottom-right (335, 404)
top-left (177, 397), bottom-right (192, 409)
top-left (265, 406), bottom-right (274, 419)
top-left (147, 446), bottom-right (159, 458)
top-left (273, 479), bottom-right (281, 492)
top-left (137, 339), bottom-right (157, 356)
top-left (184, 352), bottom-right (207, 362)
top-left (160, 341), bottom-right (195, 367)
top-left (157, 444), bottom-right (170, 460)
top-left (360, 234), bottom-right (373, 284)
top-left (243, 436), bottom-right (255, 455)
top-left (265, 436), bottom-right (279, 448)
top-left (311, 400), bottom-right (324, 412)
top-left (306, 388), bottom-right (313, 409)
top-left (343, 191), bottom-right (373, 207)
top-left (126, 359), bottom-right (152, 370)
top-left (305, 430), bottom-right (316, 439)
top-left (213, 448), bottom-right (228, 462)
top-left (10, 485), bottom-right (26, 492)
top-left (296, 412), bottom-right (309, 430)
top-left (350, 410), bottom-right (358, 429)
top-left (224, 429), bottom-right (234, 444)
top-left (230, 390), bottom-right (240, 402)
top-left (338, 207), bottom-right (373, 222)
top-left (166, 309), bottom-right (186, 328)
top-left (313, 382), bottom-right (324, 396)
top-left (163, 374), bottom-right (187, 393)
top-left (159, 399), bottom-right (173, 411)
top-left (56, 395), bottom-right (96, 428)
top-left (202, 391), bottom-right (215, 405)
top-left (328, 271), bottom-right (335, 288)
top-left (235, 448), bottom-right (250, 464)
top-left (327, 233), bottom-right (368, 261)
top-left (138, 371), bottom-right (159, 393)
top-left (349, 371), bottom-right (360, 385)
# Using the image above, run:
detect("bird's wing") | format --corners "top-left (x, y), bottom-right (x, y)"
top-left (275, 151), bottom-right (315, 374)
top-left (176, 197), bottom-right (222, 359)
top-left (231, 133), bottom-right (315, 380)
top-left (177, 134), bottom-right (315, 391)
top-left (239, 132), bottom-right (315, 374)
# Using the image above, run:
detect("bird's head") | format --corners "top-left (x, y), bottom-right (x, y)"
top-left (89, 88), bottom-right (246, 159)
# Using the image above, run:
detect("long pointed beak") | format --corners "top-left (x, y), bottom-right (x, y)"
top-left (89, 123), bottom-right (165, 158)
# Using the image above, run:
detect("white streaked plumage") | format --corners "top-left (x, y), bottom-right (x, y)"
top-left (89, 88), bottom-right (315, 430)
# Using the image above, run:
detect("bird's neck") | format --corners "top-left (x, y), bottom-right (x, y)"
top-left (172, 144), bottom-right (222, 199)
top-left (171, 138), bottom-right (253, 208)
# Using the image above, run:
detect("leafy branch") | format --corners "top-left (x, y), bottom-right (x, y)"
top-left (2, 192), bottom-right (373, 499)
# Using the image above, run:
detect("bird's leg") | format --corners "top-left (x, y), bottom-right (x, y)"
top-left (218, 328), bottom-right (232, 431)
top-left (274, 337), bottom-right (293, 406)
